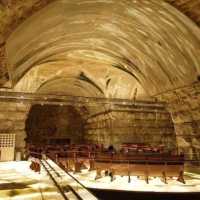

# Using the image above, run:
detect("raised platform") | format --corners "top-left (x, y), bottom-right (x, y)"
top-left (70, 169), bottom-right (200, 193)
top-left (0, 160), bottom-right (97, 200)
top-left (0, 161), bottom-right (200, 200)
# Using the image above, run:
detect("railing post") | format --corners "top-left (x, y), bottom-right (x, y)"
top-left (56, 154), bottom-right (58, 163)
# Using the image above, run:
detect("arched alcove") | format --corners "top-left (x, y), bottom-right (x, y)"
top-left (25, 104), bottom-right (85, 145)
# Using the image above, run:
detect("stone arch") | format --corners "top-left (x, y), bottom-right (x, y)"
top-left (25, 104), bottom-right (86, 145)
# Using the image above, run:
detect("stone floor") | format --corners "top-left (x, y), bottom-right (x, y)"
top-left (0, 161), bottom-right (64, 200)
top-left (0, 160), bottom-right (97, 200)
top-left (1, 161), bottom-right (200, 200)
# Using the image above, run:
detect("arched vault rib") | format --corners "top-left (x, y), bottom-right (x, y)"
top-left (4, 0), bottom-right (200, 98)
top-left (37, 76), bottom-right (109, 118)
top-left (37, 76), bottom-right (105, 97)
top-left (14, 60), bottom-right (145, 100)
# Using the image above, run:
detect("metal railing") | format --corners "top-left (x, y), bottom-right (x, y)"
top-left (28, 151), bottom-right (98, 200)
top-left (40, 159), bottom-right (69, 200)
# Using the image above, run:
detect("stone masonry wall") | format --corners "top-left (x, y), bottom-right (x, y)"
top-left (158, 82), bottom-right (200, 159)
top-left (0, 101), bottom-right (29, 157)
top-left (84, 104), bottom-right (176, 150)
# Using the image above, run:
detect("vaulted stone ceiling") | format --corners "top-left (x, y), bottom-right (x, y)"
top-left (167, 0), bottom-right (200, 26)
top-left (0, 0), bottom-right (200, 100)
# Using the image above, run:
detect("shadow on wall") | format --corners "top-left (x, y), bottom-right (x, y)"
top-left (25, 104), bottom-right (85, 145)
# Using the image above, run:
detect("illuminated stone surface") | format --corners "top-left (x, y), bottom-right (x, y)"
top-left (0, 160), bottom-right (97, 200)
top-left (0, 161), bottom-right (65, 200)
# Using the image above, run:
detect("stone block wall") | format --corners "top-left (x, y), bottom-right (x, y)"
top-left (84, 104), bottom-right (176, 150)
top-left (0, 101), bottom-right (29, 155)
top-left (158, 82), bottom-right (200, 159)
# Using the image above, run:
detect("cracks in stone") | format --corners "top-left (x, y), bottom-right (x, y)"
top-left (78, 72), bottom-right (104, 95)
top-left (106, 78), bottom-right (111, 89)
top-left (111, 63), bottom-right (142, 84)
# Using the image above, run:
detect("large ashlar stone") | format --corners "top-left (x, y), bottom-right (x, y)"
top-left (186, 99), bottom-right (200, 110)
top-left (158, 82), bottom-right (200, 159)
top-left (174, 123), bottom-right (195, 136)
top-left (0, 111), bottom-right (27, 121)
top-left (192, 138), bottom-right (200, 151)
top-left (0, 120), bottom-right (13, 130)
top-left (84, 105), bottom-right (175, 149)
top-left (13, 121), bottom-right (25, 131)
top-left (0, 101), bottom-right (28, 109)
top-left (171, 111), bottom-right (193, 124)
top-left (15, 131), bottom-right (26, 151)
top-left (0, 101), bottom-right (30, 158)
top-left (191, 109), bottom-right (200, 121)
